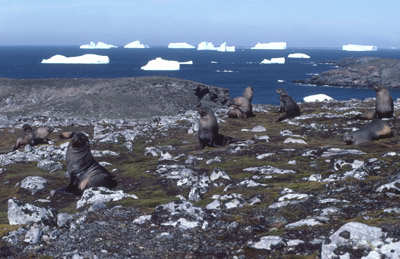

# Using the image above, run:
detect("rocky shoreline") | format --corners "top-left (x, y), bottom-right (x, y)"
top-left (1, 77), bottom-right (400, 258)
top-left (294, 57), bottom-right (400, 88)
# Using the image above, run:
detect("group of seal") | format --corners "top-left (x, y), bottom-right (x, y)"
top-left (345, 83), bottom-right (394, 144)
top-left (227, 87), bottom-right (254, 118)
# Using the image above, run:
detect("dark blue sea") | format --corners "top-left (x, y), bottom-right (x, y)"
top-left (1, 46), bottom-right (400, 105)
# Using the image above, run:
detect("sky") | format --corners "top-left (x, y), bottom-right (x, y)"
top-left (1, 0), bottom-right (399, 48)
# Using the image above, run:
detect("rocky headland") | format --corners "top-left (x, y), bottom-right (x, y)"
top-left (0, 77), bottom-right (400, 258)
top-left (294, 57), bottom-right (400, 88)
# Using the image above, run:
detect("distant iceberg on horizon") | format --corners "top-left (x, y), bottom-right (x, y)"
top-left (168, 42), bottom-right (196, 49)
top-left (80, 41), bottom-right (117, 49)
top-left (342, 44), bottom-right (377, 51)
top-left (288, 53), bottom-right (310, 59)
top-left (197, 42), bottom-right (217, 51)
top-left (141, 57), bottom-right (181, 70)
top-left (124, 40), bottom-right (150, 48)
top-left (303, 94), bottom-right (333, 102)
top-left (217, 42), bottom-right (235, 52)
top-left (41, 54), bottom-right (109, 64)
top-left (251, 42), bottom-right (287, 50)
top-left (260, 57), bottom-right (285, 64)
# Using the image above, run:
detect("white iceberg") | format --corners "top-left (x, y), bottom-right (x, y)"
top-left (41, 54), bottom-right (109, 64)
top-left (260, 57), bottom-right (285, 64)
top-left (288, 53), bottom-right (310, 58)
top-left (217, 42), bottom-right (236, 52)
top-left (251, 42), bottom-right (287, 50)
top-left (141, 57), bottom-right (180, 71)
top-left (179, 61), bottom-right (193, 65)
top-left (303, 94), bottom-right (333, 102)
top-left (168, 42), bottom-right (195, 49)
top-left (197, 41), bottom-right (217, 50)
top-left (124, 40), bottom-right (150, 48)
top-left (80, 41), bottom-right (117, 49)
top-left (342, 44), bottom-right (377, 51)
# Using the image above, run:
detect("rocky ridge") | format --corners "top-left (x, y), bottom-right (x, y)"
top-left (294, 57), bottom-right (400, 88)
top-left (0, 97), bottom-right (400, 258)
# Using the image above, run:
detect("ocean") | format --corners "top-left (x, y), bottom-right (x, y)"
top-left (1, 46), bottom-right (400, 105)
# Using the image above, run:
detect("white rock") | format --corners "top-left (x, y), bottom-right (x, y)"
top-left (21, 176), bottom-right (48, 195)
top-left (284, 138), bottom-right (307, 144)
top-left (8, 198), bottom-right (55, 225)
top-left (76, 187), bottom-right (138, 209)
top-left (41, 54), bottom-right (109, 64)
top-left (256, 153), bottom-right (274, 159)
top-left (250, 236), bottom-right (285, 250)
top-left (285, 218), bottom-right (322, 229)
top-left (303, 94), bottom-right (333, 102)
top-left (133, 215), bottom-right (152, 225)
top-left (141, 57), bottom-right (180, 71)
top-left (24, 225), bottom-right (43, 244)
top-left (206, 200), bottom-right (221, 210)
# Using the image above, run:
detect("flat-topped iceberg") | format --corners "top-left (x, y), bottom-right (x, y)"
top-left (251, 42), bottom-right (287, 50)
top-left (124, 40), bottom-right (150, 48)
top-left (217, 42), bottom-right (235, 52)
top-left (141, 57), bottom-right (180, 70)
top-left (41, 54), bottom-right (109, 64)
top-left (303, 94), bottom-right (333, 102)
top-left (342, 44), bottom-right (377, 51)
top-left (168, 42), bottom-right (195, 49)
top-left (288, 53), bottom-right (310, 58)
top-left (197, 42), bottom-right (217, 51)
top-left (260, 57), bottom-right (285, 64)
top-left (80, 41), bottom-right (117, 49)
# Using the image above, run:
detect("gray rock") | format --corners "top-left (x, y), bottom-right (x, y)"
top-left (20, 176), bottom-right (48, 195)
top-left (8, 198), bottom-right (56, 225)
top-left (57, 213), bottom-right (74, 228)
top-left (76, 187), bottom-right (138, 209)
top-left (24, 225), bottom-right (43, 244)
top-left (37, 159), bottom-right (63, 172)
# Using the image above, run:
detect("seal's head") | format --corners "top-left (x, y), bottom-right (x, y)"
top-left (276, 88), bottom-right (288, 96)
top-left (70, 132), bottom-right (89, 148)
top-left (198, 107), bottom-right (212, 117)
top-left (23, 124), bottom-right (32, 132)
top-left (343, 133), bottom-right (354, 145)
top-left (373, 84), bottom-right (385, 92)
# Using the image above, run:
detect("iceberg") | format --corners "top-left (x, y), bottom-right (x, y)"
top-left (303, 94), bottom-right (333, 102)
top-left (80, 41), bottom-right (117, 49)
top-left (41, 54), bottom-right (109, 64)
top-left (251, 42), bottom-right (287, 50)
top-left (260, 57), bottom-right (285, 64)
top-left (288, 53), bottom-right (310, 58)
top-left (179, 61), bottom-right (193, 65)
top-left (168, 42), bottom-right (195, 49)
top-left (197, 42), bottom-right (217, 51)
top-left (124, 40), bottom-right (150, 48)
top-left (217, 42), bottom-right (236, 52)
top-left (342, 44), bottom-right (377, 51)
top-left (141, 57), bottom-right (180, 70)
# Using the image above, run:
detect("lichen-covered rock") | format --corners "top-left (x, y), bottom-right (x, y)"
top-left (37, 159), bottom-right (63, 172)
top-left (20, 176), bottom-right (48, 195)
top-left (76, 187), bottom-right (138, 209)
top-left (7, 198), bottom-right (56, 225)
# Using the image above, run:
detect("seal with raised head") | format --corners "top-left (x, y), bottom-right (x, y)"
top-left (13, 124), bottom-right (54, 151)
top-left (57, 132), bottom-right (117, 195)
top-left (227, 87), bottom-right (254, 118)
top-left (275, 90), bottom-right (301, 122)
top-left (374, 84), bottom-right (394, 119)
top-left (276, 88), bottom-right (288, 113)
top-left (344, 119), bottom-right (392, 145)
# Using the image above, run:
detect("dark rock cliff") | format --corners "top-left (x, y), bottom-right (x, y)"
top-left (0, 77), bottom-right (230, 118)
top-left (294, 57), bottom-right (400, 88)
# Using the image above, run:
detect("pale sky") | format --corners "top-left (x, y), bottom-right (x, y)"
top-left (1, 0), bottom-right (399, 48)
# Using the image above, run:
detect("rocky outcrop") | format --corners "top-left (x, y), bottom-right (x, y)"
top-left (0, 77), bottom-right (230, 119)
top-left (294, 57), bottom-right (400, 88)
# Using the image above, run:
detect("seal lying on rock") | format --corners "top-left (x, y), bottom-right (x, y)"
top-left (227, 87), bottom-right (254, 118)
top-left (198, 107), bottom-right (235, 149)
top-left (12, 124), bottom-right (54, 151)
top-left (344, 119), bottom-right (392, 145)
top-left (276, 89), bottom-right (301, 122)
top-left (57, 132), bottom-right (117, 195)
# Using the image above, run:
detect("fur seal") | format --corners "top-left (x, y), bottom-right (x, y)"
top-left (198, 107), bottom-right (234, 149)
top-left (227, 87), bottom-right (254, 118)
top-left (276, 90), bottom-right (301, 122)
top-left (276, 88), bottom-right (288, 113)
top-left (13, 124), bottom-right (54, 151)
top-left (344, 119), bottom-right (392, 145)
top-left (374, 84), bottom-right (394, 119)
top-left (57, 132), bottom-right (117, 195)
